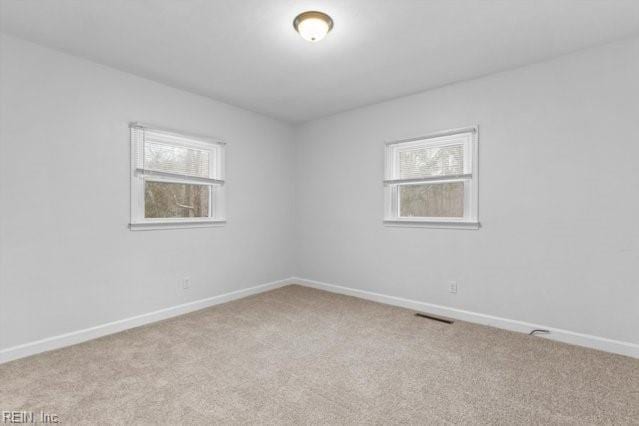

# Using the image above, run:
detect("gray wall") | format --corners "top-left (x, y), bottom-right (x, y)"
top-left (294, 37), bottom-right (639, 344)
top-left (0, 35), bottom-right (296, 350)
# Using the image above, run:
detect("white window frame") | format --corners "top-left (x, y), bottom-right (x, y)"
top-left (129, 123), bottom-right (226, 231)
top-left (384, 126), bottom-right (479, 229)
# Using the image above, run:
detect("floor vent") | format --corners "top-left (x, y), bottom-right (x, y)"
top-left (415, 312), bottom-right (454, 324)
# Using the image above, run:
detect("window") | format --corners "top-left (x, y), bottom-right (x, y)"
top-left (384, 127), bottom-right (479, 229)
top-left (129, 123), bottom-right (226, 230)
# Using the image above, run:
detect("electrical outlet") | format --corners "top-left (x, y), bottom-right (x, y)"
top-left (182, 277), bottom-right (190, 290)
top-left (448, 281), bottom-right (458, 294)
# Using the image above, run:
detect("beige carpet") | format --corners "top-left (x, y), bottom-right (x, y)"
top-left (1, 285), bottom-right (638, 424)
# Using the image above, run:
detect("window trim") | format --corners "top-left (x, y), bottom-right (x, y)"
top-left (129, 122), bottom-right (226, 231)
top-left (383, 126), bottom-right (480, 230)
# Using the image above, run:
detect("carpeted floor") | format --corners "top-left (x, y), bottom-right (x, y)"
top-left (1, 285), bottom-right (638, 424)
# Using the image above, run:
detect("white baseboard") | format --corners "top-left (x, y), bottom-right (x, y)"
top-left (292, 277), bottom-right (639, 359)
top-left (0, 278), bottom-right (294, 364)
top-left (3, 276), bottom-right (636, 363)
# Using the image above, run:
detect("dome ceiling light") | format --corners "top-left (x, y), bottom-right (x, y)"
top-left (293, 11), bottom-right (334, 42)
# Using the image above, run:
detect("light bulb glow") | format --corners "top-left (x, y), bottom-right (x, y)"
top-left (298, 17), bottom-right (329, 42)
top-left (294, 11), bottom-right (333, 42)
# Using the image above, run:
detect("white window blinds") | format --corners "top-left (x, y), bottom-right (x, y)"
top-left (385, 131), bottom-right (473, 184)
top-left (144, 139), bottom-right (210, 178)
top-left (398, 143), bottom-right (464, 179)
top-left (132, 125), bottom-right (224, 185)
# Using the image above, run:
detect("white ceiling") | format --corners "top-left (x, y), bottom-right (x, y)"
top-left (2, 0), bottom-right (639, 123)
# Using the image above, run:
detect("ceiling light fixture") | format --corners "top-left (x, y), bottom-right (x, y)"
top-left (293, 11), bottom-right (333, 42)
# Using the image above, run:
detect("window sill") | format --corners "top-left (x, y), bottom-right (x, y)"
top-left (383, 219), bottom-right (480, 230)
top-left (129, 220), bottom-right (226, 231)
